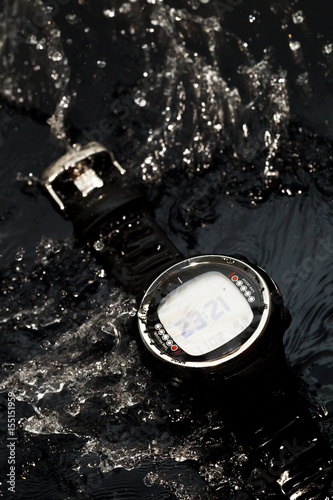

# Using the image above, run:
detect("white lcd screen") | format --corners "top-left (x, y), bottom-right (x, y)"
top-left (157, 271), bottom-right (254, 356)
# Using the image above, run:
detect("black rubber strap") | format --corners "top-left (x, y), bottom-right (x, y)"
top-left (80, 201), bottom-right (182, 296)
top-left (186, 347), bottom-right (333, 498)
top-left (42, 143), bottom-right (182, 296)
top-left (229, 369), bottom-right (333, 499)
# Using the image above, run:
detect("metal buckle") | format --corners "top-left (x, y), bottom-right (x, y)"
top-left (41, 142), bottom-right (125, 211)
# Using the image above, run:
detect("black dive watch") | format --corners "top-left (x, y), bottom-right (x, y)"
top-left (41, 142), bottom-right (333, 499)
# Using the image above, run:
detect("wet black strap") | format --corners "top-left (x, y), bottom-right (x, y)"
top-left (41, 143), bottom-right (182, 296)
top-left (80, 201), bottom-right (182, 296)
top-left (230, 370), bottom-right (333, 499)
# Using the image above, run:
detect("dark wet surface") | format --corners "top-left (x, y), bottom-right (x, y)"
top-left (1, 0), bottom-right (333, 498)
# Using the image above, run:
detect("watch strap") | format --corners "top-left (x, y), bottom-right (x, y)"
top-left (231, 370), bottom-right (333, 499)
top-left (83, 202), bottom-right (182, 296)
top-left (41, 142), bottom-right (182, 296)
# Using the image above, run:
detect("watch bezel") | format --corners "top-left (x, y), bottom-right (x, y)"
top-left (137, 254), bottom-right (273, 370)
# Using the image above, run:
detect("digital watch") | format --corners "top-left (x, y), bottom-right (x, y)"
top-left (41, 142), bottom-right (333, 499)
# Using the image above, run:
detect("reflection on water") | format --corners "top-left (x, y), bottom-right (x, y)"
top-left (1, 0), bottom-right (333, 498)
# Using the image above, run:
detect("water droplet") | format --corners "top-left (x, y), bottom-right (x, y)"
top-left (322, 43), bottom-right (333, 55)
top-left (60, 96), bottom-right (70, 109)
top-left (97, 60), bottom-right (106, 68)
top-left (296, 72), bottom-right (309, 86)
top-left (190, 0), bottom-right (200, 8)
top-left (93, 240), bottom-right (105, 252)
top-left (119, 3), bottom-right (132, 14)
top-left (249, 15), bottom-right (256, 23)
top-left (29, 34), bottom-right (38, 45)
top-left (292, 10), bottom-right (305, 24)
top-left (50, 29), bottom-right (61, 38)
top-left (15, 248), bottom-right (25, 261)
top-left (289, 40), bottom-right (301, 52)
top-left (143, 472), bottom-right (158, 486)
top-left (281, 19), bottom-right (288, 30)
top-left (66, 13), bottom-right (78, 25)
top-left (48, 49), bottom-right (63, 62)
top-left (53, 245), bottom-right (62, 253)
top-left (103, 8), bottom-right (115, 18)
top-left (134, 97), bottom-right (147, 107)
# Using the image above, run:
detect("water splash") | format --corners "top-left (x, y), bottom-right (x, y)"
top-left (0, 1), bottom-right (290, 188)
top-left (0, 0), bottom-right (71, 142)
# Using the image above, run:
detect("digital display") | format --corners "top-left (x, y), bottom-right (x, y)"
top-left (157, 271), bottom-right (254, 356)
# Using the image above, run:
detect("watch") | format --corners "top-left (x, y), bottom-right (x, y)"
top-left (41, 141), bottom-right (333, 499)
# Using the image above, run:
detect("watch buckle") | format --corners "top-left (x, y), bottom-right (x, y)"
top-left (41, 142), bottom-right (125, 211)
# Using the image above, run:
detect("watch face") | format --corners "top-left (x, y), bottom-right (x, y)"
top-left (137, 255), bottom-right (272, 369)
top-left (158, 271), bottom-right (253, 356)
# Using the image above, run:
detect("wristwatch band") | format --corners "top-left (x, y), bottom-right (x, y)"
top-left (41, 142), bottom-right (182, 295)
top-left (185, 342), bottom-right (332, 498)
top-left (227, 367), bottom-right (333, 499)
top-left (84, 203), bottom-right (182, 295)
